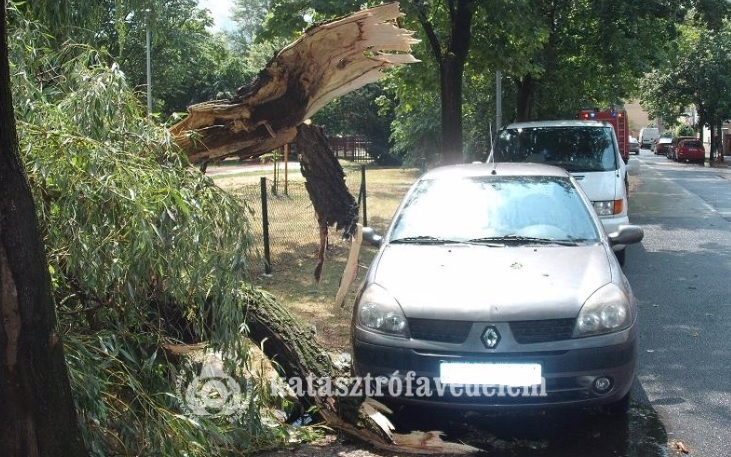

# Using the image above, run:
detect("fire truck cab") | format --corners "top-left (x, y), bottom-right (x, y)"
top-left (578, 107), bottom-right (629, 163)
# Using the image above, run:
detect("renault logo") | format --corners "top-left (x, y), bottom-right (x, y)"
top-left (481, 326), bottom-right (501, 349)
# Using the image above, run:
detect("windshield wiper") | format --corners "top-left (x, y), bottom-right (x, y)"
top-left (465, 237), bottom-right (507, 247)
top-left (390, 235), bottom-right (464, 244)
top-left (471, 235), bottom-right (578, 246)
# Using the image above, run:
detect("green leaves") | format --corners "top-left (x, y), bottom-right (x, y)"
top-left (8, 8), bottom-right (298, 455)
top-left (641, 17), bottom-right (731, 128)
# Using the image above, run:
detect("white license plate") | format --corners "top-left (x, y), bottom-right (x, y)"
top-left (439, 362), bottom-right (542, 387)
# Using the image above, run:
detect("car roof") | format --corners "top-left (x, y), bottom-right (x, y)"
top-left (502, 120), bottom-right (609, 129)
top-left (421, 162), bottom-right (572, 180)
top-left (658, 137), bottom-right (673, 143)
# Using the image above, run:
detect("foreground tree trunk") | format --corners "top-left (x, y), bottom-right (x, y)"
top-left (0, 6), bottom-right (88, 456)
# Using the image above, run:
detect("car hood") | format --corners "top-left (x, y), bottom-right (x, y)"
top-left (371, 243), bottom-right (612, 321)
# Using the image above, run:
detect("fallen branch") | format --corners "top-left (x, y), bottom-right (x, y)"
top-left (242, 288), bottom-right (480, 454)
top-left (170, 2), bottom-right (418, 164)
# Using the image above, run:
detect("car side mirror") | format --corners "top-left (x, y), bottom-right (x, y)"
top-left (608, 225), bottom-right (644, 246)
top-left (361, 226), bottom-right (383, 247)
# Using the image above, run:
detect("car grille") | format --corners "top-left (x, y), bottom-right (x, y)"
top-left (408, 318), bottom-right (576, 344)
top-left (408, 318), bottom-right (472, 344)
top-left (510, 318), bottom-right (576, 344)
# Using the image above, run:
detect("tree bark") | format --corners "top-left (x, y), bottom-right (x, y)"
top-left (440, 55), bottom-right (465, 165)
top-left (412, 0), bottom-right (475, 165)
top-left (0, 5), bottom-right (88, 456)
top-left (296, 123), bottom-right (359, 281)
top-left (515, 74), bottom-right (535, 122)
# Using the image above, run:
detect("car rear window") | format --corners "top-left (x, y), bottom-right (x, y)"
top-left (495, 126), bottom-right (618, 173)
top-left (680, 140), bottom-right (702, 148)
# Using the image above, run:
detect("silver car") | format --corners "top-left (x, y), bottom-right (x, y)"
top-left (351, 162), bottom-right (643, 415)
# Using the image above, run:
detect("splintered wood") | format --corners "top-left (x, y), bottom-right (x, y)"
top-left (170, 2), bottom-right (418, 164)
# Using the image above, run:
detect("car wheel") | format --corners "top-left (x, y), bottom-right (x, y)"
top-left (598, 391), bottom-right (631, 416)
top-left (615, 248), bottom-right (626, 267)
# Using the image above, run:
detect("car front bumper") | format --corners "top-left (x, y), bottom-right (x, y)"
top-left (352, 325), bottom-right (638, 410)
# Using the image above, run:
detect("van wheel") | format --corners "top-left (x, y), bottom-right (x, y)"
top-left (615, 249), bottom-right (626, 267)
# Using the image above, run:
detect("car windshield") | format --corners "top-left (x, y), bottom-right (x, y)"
top-left (389, 175), bottom-right (601, 244)
top-left (494, 126), bottom-right (617, 172)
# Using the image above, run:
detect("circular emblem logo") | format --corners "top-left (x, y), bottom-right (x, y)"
top-left (176, 360), bottom-right (245, 421)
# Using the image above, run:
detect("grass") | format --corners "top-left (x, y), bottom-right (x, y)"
top-left (212, 160), bottom-right (421, 352)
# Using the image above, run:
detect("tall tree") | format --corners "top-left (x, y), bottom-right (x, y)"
top-left (497, 0), bottom-right (680, 121)
top-left (643, 20), bottom-right (731, 158)
top-left (401, 0), bottom-right (476, 164)
top-left (0, 4), bottom-right (88, 456)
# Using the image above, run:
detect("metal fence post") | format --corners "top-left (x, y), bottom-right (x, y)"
top-left (260, 177), bottom-right (272, 274)
top-left (360, 165), bottom-right (367, 227)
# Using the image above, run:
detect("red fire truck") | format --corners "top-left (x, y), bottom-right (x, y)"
top-left (578, 107), bottom-right (629, 163)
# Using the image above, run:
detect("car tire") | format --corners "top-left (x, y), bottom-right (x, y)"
top-left (615, 249), bottom-right (626, 267)
top-left (598, 391), bottom-right (631, 416)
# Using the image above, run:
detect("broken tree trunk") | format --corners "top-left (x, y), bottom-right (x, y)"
top-left (242, 288), bottom-right (479, 455)
top-left (296, 123), bottom-right (359, 281)
top-left (169, 2), bottom-right (418, 165)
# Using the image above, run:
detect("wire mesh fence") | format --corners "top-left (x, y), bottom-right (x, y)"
top-left (231, 169), bottom-right (365, 276)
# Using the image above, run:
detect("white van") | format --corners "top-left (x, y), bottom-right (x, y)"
top-left (638, 127), bottom-right (659, 149)
top-left (493, 120), bottom-right (631, 265)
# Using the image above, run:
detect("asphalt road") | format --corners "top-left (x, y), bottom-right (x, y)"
top-left (624, 149), bottom-right (731, 456)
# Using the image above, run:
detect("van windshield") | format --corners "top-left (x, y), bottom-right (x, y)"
top-left (494, 126), bottom-right (618, 172)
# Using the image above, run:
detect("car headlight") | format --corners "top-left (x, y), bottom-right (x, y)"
top-left (356, 284), bottom-right (409, 337)
top-left (574, 283), bottom-right (631, 337)
top-left (593, 200), bottom-right (623, 216)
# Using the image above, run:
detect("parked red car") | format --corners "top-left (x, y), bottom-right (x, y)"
top-left (675, 139), bottom-right (705, 163)
top-left (654, 137), bottom-right (673, 156)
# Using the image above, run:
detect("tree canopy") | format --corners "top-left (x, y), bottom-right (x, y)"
top-left (242, 0), bottom-right (687, 164)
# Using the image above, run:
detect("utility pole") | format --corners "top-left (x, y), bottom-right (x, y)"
top-left (146, 9), bottom-right (152, 115)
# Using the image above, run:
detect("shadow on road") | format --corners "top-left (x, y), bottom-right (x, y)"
top-left (387, 382), bottom-right (669, 456)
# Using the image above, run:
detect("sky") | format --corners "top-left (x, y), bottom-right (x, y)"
top-left (198, 0), bottom-right (235, 32)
